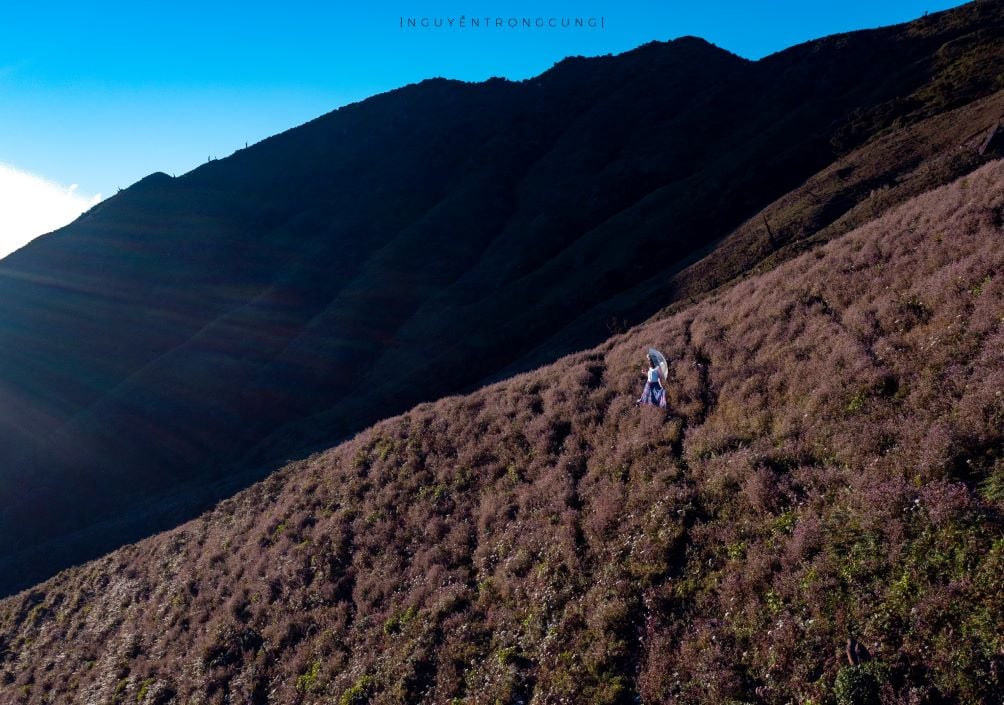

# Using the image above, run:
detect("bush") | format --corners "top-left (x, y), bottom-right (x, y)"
top-left (834, 665), bottom-right (880, 705)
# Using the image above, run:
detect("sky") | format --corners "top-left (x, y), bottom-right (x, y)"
top-left (0, 0), bottom-right (968, 256)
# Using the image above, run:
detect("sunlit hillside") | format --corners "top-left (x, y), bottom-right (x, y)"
top-left (2, 158), bottom-right (1000, 705)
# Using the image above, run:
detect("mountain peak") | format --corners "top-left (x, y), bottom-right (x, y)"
top-left (131, 171), bottom-right (173, 188)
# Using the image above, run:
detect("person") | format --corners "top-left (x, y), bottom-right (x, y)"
top-left (637, 352), bottom-right (667, 408)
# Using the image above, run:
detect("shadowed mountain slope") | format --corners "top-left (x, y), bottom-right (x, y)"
top-left (1, 157), bottom-right (1001, 705)
top-left (2, 1), bottom-right (1004, 595)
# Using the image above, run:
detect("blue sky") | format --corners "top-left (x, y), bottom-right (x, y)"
top-left (0, 0), bottom-right (967, 251)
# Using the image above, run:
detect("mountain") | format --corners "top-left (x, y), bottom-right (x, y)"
top-left (2, 1), bottom-right (1004, 596)
top-left (1, 156), bottom-right (1001, 704)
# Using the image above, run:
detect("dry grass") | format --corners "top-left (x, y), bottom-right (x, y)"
top-left (1, 159), bottom-right (1001, 704)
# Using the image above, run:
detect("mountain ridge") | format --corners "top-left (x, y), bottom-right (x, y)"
top-left (1, 0), bottom-right (1003, 596)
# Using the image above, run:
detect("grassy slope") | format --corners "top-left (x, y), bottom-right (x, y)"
top-left (490, 86), bottom-right (1004, 378)
top-left (1, 159), bottom-right (1001, 705)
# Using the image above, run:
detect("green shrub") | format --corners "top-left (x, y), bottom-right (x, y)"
top-left (383, 606), bottom-right (417, 635)
top-left (136, 678), bottom-right (154, 703)
top-left (978, 461), bottom-right (1004, 503)
top-left (339, 675), bottom-right (374, 705)
top-left (295, 660), bottom-right (322, 694)
top-left (834, 665), bottom-right (880, 705)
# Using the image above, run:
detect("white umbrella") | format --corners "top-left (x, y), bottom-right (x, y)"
top-left (648, 348), bottom-right (669, 382)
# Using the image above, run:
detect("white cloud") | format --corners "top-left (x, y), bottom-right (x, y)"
top-left (0, 162), bottom-right (103, 258)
